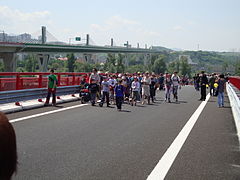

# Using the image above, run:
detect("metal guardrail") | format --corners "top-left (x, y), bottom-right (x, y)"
top-left (227, 83), bottom-right (240, 143)
top-left (0, 85), bottom-right (80, 104)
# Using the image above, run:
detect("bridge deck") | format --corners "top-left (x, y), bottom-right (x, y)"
top-left (7, 86), bottom-right (240, 180)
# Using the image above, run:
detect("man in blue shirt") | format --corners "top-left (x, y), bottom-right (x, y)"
top-left (115, 79), bottom-right (125, 111)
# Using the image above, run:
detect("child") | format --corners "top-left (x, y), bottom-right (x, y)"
top-left (115, 79), bottom-right (125, 111)
top-left (88, 79), bottom-right (99, 106)
top-left (99, 76), bottom-right (110, 107)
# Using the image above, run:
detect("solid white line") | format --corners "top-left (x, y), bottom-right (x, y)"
top-left (9, 104), bottom-right (88, 123)
top-left (147, 93), bottom-right (210, 180)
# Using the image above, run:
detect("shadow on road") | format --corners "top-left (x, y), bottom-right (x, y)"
top-left (120, 110), bottom-right (131, 113)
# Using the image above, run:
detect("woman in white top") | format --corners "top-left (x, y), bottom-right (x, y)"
top-left (141, 72), bottom-right (151, 104)
top-left (131, 77), bottom-right (140, 106)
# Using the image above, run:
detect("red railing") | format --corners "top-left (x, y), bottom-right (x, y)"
top-left (0, 72), bottom-right (90, 91)
top-left (229, 76), bottom-right (240, 90)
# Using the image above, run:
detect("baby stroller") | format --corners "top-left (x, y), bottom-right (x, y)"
top-left (79, 84), bottom-right (91, 104)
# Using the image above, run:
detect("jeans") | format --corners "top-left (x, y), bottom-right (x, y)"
top-left (218, 92), bottom-right (224, 107)
top-left (200, 85), bottom-right (206, 100)
top-left (101, 91), bottom-right (110, 105)
top-left (45, 88), bottom-right (56, 104)
top-left (116, 96), bottom-right (123, 110)
top-left (91, 93), bottom-right (97, 104)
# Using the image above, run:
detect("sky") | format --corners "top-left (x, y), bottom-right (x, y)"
top-left (0, 0), bottom-right (240, 52)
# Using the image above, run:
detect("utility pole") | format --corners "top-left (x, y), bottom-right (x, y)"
top-left (86, 34), bottom-right (89, 46)
top-left (111, 38), bottom-right (114, 47)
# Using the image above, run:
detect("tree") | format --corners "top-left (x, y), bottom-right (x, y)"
top-left (25, 55), bottom-right (38, 72)
top-left (0, 61), bottom-right (4, 72)
top-left (179, 56), bottom-right (191, 77)
top-left (235, 62), bottom-right (240, 75)
top-left (104, 53), bottom-right (116, 72)
top-left (116, 54), bottom-right (125, 73)
top-left (152, 55), bottom-right (167, 74)
top-left (67, 53), bottom-right (76, 72)
top-left (222, 61), bottom-right (229, 73)
top-left (167, 62), bottom-right (176, 73)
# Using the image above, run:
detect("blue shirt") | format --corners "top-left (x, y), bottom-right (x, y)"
top-left (115, 85), bottom-right (125, 97)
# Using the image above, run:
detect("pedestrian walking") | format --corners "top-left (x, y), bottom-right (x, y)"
top-left (108, 75), bottom-right (117, 105)
top-left (199, 71), bottom-right (209, 101)
top-left (131, 77), bottom-right (140, 106)
top-left (45, 68), bottom-right (58, 106)
top-left (171, 71), bottom-right (180, 102)
top-left (150, 76), bottom-right (156, 103)
top-left (165, 73), bottom-right (172, 103)
top-left (209, 73), bottom-right (216, 96)
top-left (88, 79), bottom-right (99, 106)
top-left (141, 72), bottom-right (151, 104)
top-left (217, 74), bottom-right (226, 107)
top-left (99, 76), bottom-right (110, 107)
top-left (115, 79), bottom-right (125, 111)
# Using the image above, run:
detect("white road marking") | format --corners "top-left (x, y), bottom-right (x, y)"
top-left (9, 104), bottom-right (88, 123)
top-left (147, 94), bottom-right (210, 180)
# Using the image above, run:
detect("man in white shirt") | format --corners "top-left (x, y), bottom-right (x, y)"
top-left (108, 75), bottom-right (117, 104)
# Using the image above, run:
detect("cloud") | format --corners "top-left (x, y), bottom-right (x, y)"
top-left (0, 6), bottom-right (51, 34)
top-left (173, 25), bottom-right (184, 31)
top-left (90, 15), bottom-right (161, 46)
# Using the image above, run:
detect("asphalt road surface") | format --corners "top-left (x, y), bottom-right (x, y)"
top-left (7, 86), bottom-right (240, 180)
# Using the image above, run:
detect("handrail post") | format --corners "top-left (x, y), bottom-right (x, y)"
top-left (38, 75), bottom-right (42, 88)
top-left (16, 74), bottom-right (20, 90)
top-left (67, 77), bottom-right (69, 86)
top-left (57, 74), bottom-right (61, 86)
top-left (72, 75), bottom-right (75, 85)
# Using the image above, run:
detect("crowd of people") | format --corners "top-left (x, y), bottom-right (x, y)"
top-left (193, 71), bottom-right (227, 107)
top-left (78, 68), bottom-right (185, 111)
top-left (44, 68), bottom-right (228, 110)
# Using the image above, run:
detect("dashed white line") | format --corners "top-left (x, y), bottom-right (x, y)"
top-left (147, 93), bottom-right (210, 180)
top-left (9, 104), bottom-right (88, 123)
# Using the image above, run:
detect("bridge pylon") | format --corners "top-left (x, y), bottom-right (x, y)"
top-left (37, 54), bottom-right (50, 72)
top-left (0, 52), bottom-right (17, 72)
